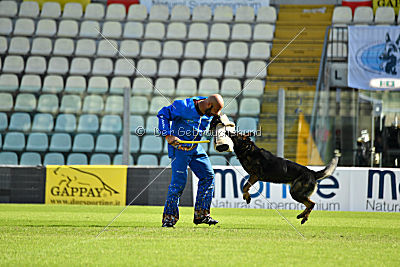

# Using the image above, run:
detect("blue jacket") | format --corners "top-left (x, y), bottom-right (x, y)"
top-left (157, 97), bottom-right (212, 156)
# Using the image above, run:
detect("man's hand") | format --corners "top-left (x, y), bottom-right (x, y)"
top-left (166, 135), bottom-right (180, 146)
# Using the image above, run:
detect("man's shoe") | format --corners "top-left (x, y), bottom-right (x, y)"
top-left (193, 216), bottom-right (219, 226)
top-left (162, 221), bottom-right (174, 228)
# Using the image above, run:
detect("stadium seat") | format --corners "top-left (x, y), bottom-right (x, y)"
top-left (192, 5), bottom-right (211, 21)
top-left (137, 154), bottom-right (158, 166)
top-left (132, 78), bottom-right (153, 96)
top-left (149, 96), bottom-right (172, 115)
top-left (202, 60), bottom-right (223, 78)
top-left (106, 4), bottom-right (126, 20)
top-left (9, 113), bottom-right (31, 131)
top-left (214, 6), bottom-right (233, 22)
top-left (0, 93), bottom-right (13, 111)
top-left (159, 155), bottom-right (170, 166)
top-left (250, 43), bottom-right (271, 60)
top-left (18, 1), bottom-right (39, 18)
top-left (163, 41), bottom-right (183, 59)
top-left (246, 61), bottom-right (267, 78)
top-left (117, 41), bottom-right (138, 59)
top-left (210, 23), bottom-right (230, 40)
top-left (110, 77), bottom-right (131, 95)
top-left (31, 37), bottom-right (52, 56)
top-left (167, 22), bottom-right (187, 39)
top-left (9, 37), bottom-right (30, 55)
top-left (0, 113), bottom-right (8, 131)
top-left (70, 57), bottom-right (91, 75)
top-left (209, 155), bottom-right (227, 165)
top-left (20, 152), bottom-right (41, 165)
top-left (26, 133), bottom-right (48, 152)
top-left (35, 19), bottom-right (57, 37)
top-left (84, 3), bottom-right (105, 20)
top-left (101, 115), bottom-right (122, 134)
top-left (41, 2), bottom-right (61, 18)
top-left (353, 7), bottom-right (373, 24)
top-left (144, 22), bottom-right (165, 40)
top-left (95, 134), bottom-right (117, 153)
top-left (88, 76), bottom-right (109, 94)
top-left (79, 21), bottom-right (100, 38)
top-left (14, 94), bottom-right (36, 112)
top-left (113, 154), bottom-right (134, 165)
top-left (32, 113), bottom-right (54, 132)
top-left (82, 95), bottom-right (104, 114)
top-left (25, 56), bottom-right (46, 75)
top-left (221, 79), bottom-right (241, 96)
top-left (375, 7), bottom-right (395, 24)
top-left (60, 95), bottom-right (82, 113)
top-left (92, 58), bottom-right (113, 76)
top-left (20, 74), bottom-right (41, 93)
top-left (253, 24), bottom-right (274, 41)
top-left (123, 22), bottom-right (144, 39)
top-left (228, 42), bottom-right (248, 60)
top-left (231, 24), bottom-right (252, 41)
top-left (62, 3), bottom-right (83, 19)
top-left (222, 97), bottom-right (238, 116)
top-left (55, 114), bottom-right (76, 132)
top-left (77, 114), bottom-right (99, 133)
top-left (154, 78), bottom-right (175, 96)
top-left (47, 57), bottom-right (69, 75)
top-left (136, 59), bottom-right (157, 77)
top-left (3, 56), bottom-right (24, 74)
top-left (75, 39), bottom-right (96, 57)
top-left (158, 60), bottom-right (179, 77)
top-left (3, 132), bottom-right (25, 151)
top-left (0, 18), bottom-right (13, 35)
top-left (90, 154), bottom-right (111, 165)
top-left (42, 75), bottom-right (63, 93)
top-left (0, 36), bottom-right (7, 54)
top-left (332, 6), bottom-right (352, 24)
top-left (0, 74), bottom-right (19, 92)
top-left (49, 133), bottom-right (72, 152)
top-left (198, 79), bottom-right (219, 96)
top-left (65, 76), bottom-right (86, 94)
top-left (127, 4), bottom-right (147, 21)
top-left (43, 153), bottom-right (65, 165)
top-left (130, 115), bottom-right (144, 134)
top-left (37, 94), bottom-right (59, 113)
top-left (145, 116), bottom-right (158, 134)
top-left (58, 20), bottom-right (78, 38)
top-left (256, 6), bottom-right (276, 23)
top-left (104, 96), bottom-right (124, 114)
top-left (188, 23), bottom-right (209, 40)
top-left (224, 60), bottom-right (245, 78)
top-left (0, 152), bottom-right (18, 165)
top-left (176, 78), bottom-right (197, 96)
top-left (72, 133), bottom-right (94, 152)
top-left (235, 6), bottom-right (255, 22)
top-left (243, 79), bottom-right (264, 97)
top-left (141, 135), bottom-right (162, 153)
top-left (13, 18), bottom-right (35, 36)
top-left (118, 135), bottom-right (140, 153)
top-left (184, 41), bottom-right (204, 59)
top-left (102, 21), bottom-right (122, 38)
top-left (149, 5), bottom-right (169, 21)
top-left (171, 5), bottom-right (190, 21)
top-left (327, 43), bottom-right (348, 59)
top-left (206, 42), bottom-right (227, 59)
top-left (240, 98), bottom-right (260, 116)
top-left (141, 40), bottom-right (162, 58)
top-left (114, 58), bottom-right (135, 76)
top-left (67, 153), bottom-right (88, 165)
top-left (229, 156), bottom-right (241, 166)
top-left (237, 117), bottom-right (258, 132)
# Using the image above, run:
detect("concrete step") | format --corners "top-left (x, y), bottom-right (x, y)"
top-left (275, 28), bottom-right (327, 40)
top-left (268, 63), bottom-right (320, 77)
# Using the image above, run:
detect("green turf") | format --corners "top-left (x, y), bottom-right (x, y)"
top-left (0, 204), bottom-right (399, 266)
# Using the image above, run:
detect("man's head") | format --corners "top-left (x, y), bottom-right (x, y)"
top-left (200, 94), bottom-right (224, 117)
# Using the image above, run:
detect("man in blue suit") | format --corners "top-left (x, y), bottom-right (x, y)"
top-left (157, 94), bottom-right (224, 227)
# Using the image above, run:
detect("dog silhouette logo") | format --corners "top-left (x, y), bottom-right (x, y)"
top-left (52, 166), bottom-right (119, 197)
top-left (356, 32), bottom-right (400, 75)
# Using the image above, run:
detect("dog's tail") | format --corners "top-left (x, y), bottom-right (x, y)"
top-left (315, 150), bottom-right (340, 180)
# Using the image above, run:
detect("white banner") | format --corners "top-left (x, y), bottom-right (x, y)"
top-left (140, 0), bottom-right (270, 14)
top-left (348, 26), bottom-right (400, 91)
top-left (192, 167), bottom-right (400, 212)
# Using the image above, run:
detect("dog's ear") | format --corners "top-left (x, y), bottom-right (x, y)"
top-left (386, 33), bottom-right (391, 43)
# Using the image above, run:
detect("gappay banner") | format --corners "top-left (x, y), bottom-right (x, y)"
top-left (348, 26), bottom-right (400, 91)
top-left (45, 165), bottom-right (127, 206)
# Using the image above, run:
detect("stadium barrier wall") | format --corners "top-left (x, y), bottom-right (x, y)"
top-left (0, 166), bottom-right (193, 207)
top-left (193, 167), bottom-right (400, 212)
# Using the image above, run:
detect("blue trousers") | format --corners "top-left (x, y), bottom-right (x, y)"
top-left (163, 148), bottom-right (215, 224)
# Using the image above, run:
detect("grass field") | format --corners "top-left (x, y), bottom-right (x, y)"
top-left (0, 204), bottom-right (399, 266)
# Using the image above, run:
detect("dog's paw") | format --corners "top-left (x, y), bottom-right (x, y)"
top-left (243, 193), bottom-right (251, 204)
top-left (301, 217), bottom-right (308, 224)
top-left (297, 213), bottom-right (305, 219)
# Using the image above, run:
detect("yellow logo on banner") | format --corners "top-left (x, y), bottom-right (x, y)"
top-left (373, 0), bottom-right (400, 15)
top-left (45, 165), bottom-right (127, 206)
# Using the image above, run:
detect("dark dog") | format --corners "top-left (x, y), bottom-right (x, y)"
top-left (225, 130), bottom-right (339, 224)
